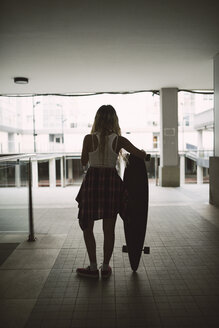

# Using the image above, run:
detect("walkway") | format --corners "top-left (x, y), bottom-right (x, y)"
top-left (0, 184), bottom-right (219, 327)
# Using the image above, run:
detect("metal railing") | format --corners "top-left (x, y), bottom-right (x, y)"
top-left (182, 149), bottom-right (213, 169)
top-left (0, 153), bottom-right (36, 241)
top-left (0, 148), bottom-right (213, 241)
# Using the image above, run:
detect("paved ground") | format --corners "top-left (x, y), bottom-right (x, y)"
top-left (0, 183), bottom-right (219, 327)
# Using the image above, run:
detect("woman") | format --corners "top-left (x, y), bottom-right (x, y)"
top-left (76, 105), bottom-right (147, 278)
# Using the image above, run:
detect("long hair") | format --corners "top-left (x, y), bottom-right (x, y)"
top-left (91, 105), bottom-right (121, 161)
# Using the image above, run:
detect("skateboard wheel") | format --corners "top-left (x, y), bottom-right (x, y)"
top-left (143, 246), bottom-right (150, 254)
top-left (122, 245), bottom-right (128, 253)
top-left (146, 154), bottom-right (151, 161)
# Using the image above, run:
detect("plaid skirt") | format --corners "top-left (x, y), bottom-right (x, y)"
top-left (75, 167), bottom-right (128, 230)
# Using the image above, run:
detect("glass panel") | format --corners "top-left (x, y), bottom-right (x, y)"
top-left (38, 161), bottom-right (49, 187)
top-left (185, 158), bottom-right (197, 184)
top-left (72, 159), bottom-right (84, 185)
top-left (0, 159), bottom-right (29, 233)
top-left (56, 159), bottom-right (61, 187)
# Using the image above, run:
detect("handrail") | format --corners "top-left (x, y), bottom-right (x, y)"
top-left (0, 153), bottom-right (36, 162)
top-left (0, 152), bottom-right (82, 162)
top-left (183, 150), bottom-right (214, 158)
top-left (0, 149), bottom-right (214, 163)
top-left (0, 154), bottom-right (36, 242)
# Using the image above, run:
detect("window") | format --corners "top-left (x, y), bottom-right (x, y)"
top-left (153, 135), bottom-right (159, 149)
top-left (183, 115), bottom-right (190, 126)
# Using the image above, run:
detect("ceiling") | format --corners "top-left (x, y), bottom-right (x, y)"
top-left (1, 0), bottom-right (219, 95)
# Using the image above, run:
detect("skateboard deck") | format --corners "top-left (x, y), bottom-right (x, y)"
top-left (122, 154), bottom-right (150, 271)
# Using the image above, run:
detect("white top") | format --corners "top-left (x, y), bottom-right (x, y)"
top-left (89, 133), bottom-right (119, 168)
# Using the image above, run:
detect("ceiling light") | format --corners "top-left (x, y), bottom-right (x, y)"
top-left (14, 77), bottom-right (29, 84)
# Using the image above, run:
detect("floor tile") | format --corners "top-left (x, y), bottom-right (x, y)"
top-left (17, 234), bottom-right (67, 249)
top-left (1, 248), bottom-right (60, 269)
top-left (0, 243), bottom-right (19, 265)
top-left (0, 299), bottom-right (36, 328)
top-left (0, 269), bottom-right (50, 299)
top-left (1, 185), bottom-right (219, 328)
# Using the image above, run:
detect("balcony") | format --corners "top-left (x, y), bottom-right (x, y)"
top-left (193, 108), bottom-right (214, 130)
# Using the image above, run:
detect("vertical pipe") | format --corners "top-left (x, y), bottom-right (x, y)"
top-left (32, 98), bottom-right (37, 153)
top-left (28, 158), bottom-right (36, 242)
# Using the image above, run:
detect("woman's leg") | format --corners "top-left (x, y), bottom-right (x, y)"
top-left (83, 219), bottom-right (97, 266)
top-left (102, 218), bottom-right (117, 265)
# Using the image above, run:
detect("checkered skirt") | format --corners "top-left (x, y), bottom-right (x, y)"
top-left (76, 167), bottom-right (128, 230)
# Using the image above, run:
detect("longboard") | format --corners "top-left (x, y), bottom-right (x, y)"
top-left (122, 153), bottom-right (150, 271)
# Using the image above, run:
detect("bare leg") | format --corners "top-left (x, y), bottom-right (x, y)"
top-left (103, 218), bottom-right (117, 265)
top-left (83, 220), bottom-right (97, 265)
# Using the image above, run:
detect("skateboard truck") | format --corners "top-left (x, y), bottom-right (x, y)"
top-left (143, 246), bottom-right (150, 254)
top-left (122, 245), bottom-right (150, 254)
top-left (146, 154), bottom-right (151, 161)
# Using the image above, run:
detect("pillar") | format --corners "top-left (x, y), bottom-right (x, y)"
top-left (197, 165), bottom-right (203, 184)
top-left (15, 162), bottom-right (21, 187)
top-left (159, 88), bottom-right (180, 186)
top-left (197, 130), bottom-right (203, 150)
top-left (32, 160), bottom-right (38, 188)
top-left (49, 158), bottom-right (56, 188)
top-left (180, 154), bottom-right (185, 185)
top-left (210, 53), bottom-right (219, 206)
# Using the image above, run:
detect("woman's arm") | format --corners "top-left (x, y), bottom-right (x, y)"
top-left (81, 134), bottom-right (90, 166)
top-left (119, 136), bottom-right (147, 159)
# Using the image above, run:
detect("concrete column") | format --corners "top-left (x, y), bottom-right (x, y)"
top-left (210, 53), bottom-right (219, 205)
top-left (197, 130), bottom-right (203, 150)
top-left (197, 165), bottom-right (203, 184)
top-left (32, 160), bottom-right (38, 188)
top-left (49, 158), bottom-right (56, 188)
top-left (180, 154), bottom-right (185, 185)
top-left (15, 162), bottom-right (21, 187)
top-left (159, 88), bottom-right (180, 186)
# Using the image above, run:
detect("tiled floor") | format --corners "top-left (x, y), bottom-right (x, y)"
top-left (0, 184), bottom-right (219, 327)
top-left (0, 243), bottom-right (19, 266)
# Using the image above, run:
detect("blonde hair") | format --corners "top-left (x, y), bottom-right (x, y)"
top-left (91, 105), bottom-right (121, 161)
